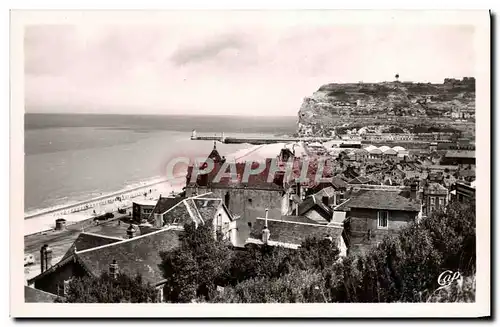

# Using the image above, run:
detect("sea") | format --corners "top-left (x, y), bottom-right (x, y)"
top-left (24, 113), bottom-right (297, 217)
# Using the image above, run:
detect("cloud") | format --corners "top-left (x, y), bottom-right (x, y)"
top-left (170, 34), bottom-right (246, 66)
top-left (23, 22), bottom-right (475, 116)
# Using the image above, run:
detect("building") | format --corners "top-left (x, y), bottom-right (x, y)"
top-left (451, 181), bottom-right (476, 203)
top-left (132, 200), bottom-right (157, 224)
top-left (245, 213), bottom-right (347, 257)
top-left (147, 195), bottom-right (185, 225)
top-left (24, 286), bottom-right (59, 303)
top-left (297, 193), bottom-right (333, 224)
top-left (422, 182), bottom-right (449, 217)
top-left (185, 145), bottom-right (293, 229)
top-left (348, 176), bottom-right (378, 185)
top-left (151, 192), bottom-right (238, 246)
top-left (27, 228), bottom-right (181, 302)
top-left (335, 185), bottom-right (421, 255)
top-left (441, 150), bottom-right (475, 166)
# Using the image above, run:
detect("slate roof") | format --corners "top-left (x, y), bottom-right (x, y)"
top-left (150, 196), bottom-right (185, 217)
top-left (62, 232), bottom-right (122, 260)
top-left (349, 176), bottom-right (374, 185)
top-left (424, 182), bottom-right (449, 195)
top-left (331, 176), bottom-right (348, 189)
top-left (314, 186), bottom-right (336, 199)
top-left (162, 195), bottom-right (230, 227)
top-left (162, 200), bottom-right (192, 225)
top-left (297, 196), bottom-right (332, 223)
top-left (192, 198), bottom-right (222, 223)
top-left (24, 286), bottom-right (58, 303)
top-left (75, 227), bottom-right (181, 286)
top-left (445, 150), bottom-right (475, 159)
top-left (190, 159), bottom-right (286, 190)
top-left (334, 189), bottom-right (420, 212)
top-left (248, 217), bottom-right (343, 246)
top-left (207, 145), bottom-right (223, 163)
top-left (138, 225), bottom-right (162, 236)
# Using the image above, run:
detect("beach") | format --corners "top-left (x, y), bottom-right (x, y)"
top-left (24, 178), bottom-right (180, 236)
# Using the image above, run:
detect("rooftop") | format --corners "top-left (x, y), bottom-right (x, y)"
top-left (335, 188), bottom-right (420, 212)
top-left (75, 227), bottom-right (182, 286)
top-left (61, 232), bottom-right (123, 261)
top-left (445, 150), bottom-right (475, 159)
top-left (25, 286), bottom-right (58, 303)
top-left (248, 216), bottom-right (343, 247)
top-left (150, 196), bottom-right (185, 216)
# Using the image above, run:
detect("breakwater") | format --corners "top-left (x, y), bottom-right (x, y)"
top-left (190, 133), bottom-right (337, 145)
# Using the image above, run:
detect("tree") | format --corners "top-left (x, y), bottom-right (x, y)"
top-left (324, 199), bottom-right (475, 303)
top-left (59, 272), bottom-right (157, 303)
top-left (159, 220), bottom-right (229, 302)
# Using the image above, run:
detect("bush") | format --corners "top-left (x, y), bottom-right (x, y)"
top-left (59, 272), bottom-right (157, 303)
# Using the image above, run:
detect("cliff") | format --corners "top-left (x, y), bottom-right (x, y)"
top-left (297, 78), bottom-right (475, 137)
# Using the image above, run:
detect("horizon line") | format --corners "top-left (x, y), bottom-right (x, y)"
top-left (24, 112), bottom-right (298, 118)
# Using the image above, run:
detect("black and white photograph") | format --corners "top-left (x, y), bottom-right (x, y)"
top-left (9, 9), bottom-right (490, 318)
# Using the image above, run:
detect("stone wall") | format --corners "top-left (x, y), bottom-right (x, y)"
top-left (346, 208), bottom-right (417, 256)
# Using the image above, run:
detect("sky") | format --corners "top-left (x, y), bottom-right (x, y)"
top-left (24, 14), bottom-right (475, 116)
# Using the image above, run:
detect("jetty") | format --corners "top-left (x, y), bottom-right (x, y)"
top-left (190, 130), bottom-right (337, 145)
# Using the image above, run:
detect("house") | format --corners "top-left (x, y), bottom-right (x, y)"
top-left (185, 145), bottom-right (292, 229)
top-left (27, 228), bottom-right (182, 302)
top-left (245, 213), bottom-right (347, 257)
top-left (132, 200), bottom-right (157, 224)
top-left (335, 185), bottom-right (421, 255)
top-left (441, 150), bottom-right (475, 166)
top-left (451, 181), bottom-right (476, 203)
top-left (306, 176), bottom-right (348, 206)
top-left (297, 193), bottom-right (333, 224)
top-left (348, 176), bottom-right (378, 185)
top-left (422, 182), bottom-right (449, 217)
top-left (154, 193), bottom-right (238, 246)
top-left (146, 195), bottom-right (185, 225)
top-left (25, 286), bottom-right (59, 303)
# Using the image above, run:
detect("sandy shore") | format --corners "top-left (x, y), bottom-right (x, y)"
top-left (24, 180), bottom-right (180, 236)
top-left (23, 180), bottom-right (182, 283)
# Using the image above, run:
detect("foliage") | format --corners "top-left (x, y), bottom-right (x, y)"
top-left (212, 199), bottom-right (475, 303)
top-left (426, 274), bottom-right (476, 303)
top-left (58, 272), bottom-right (157, 303)
top-left (324, 199), bottom-right (475, 303)
top-left (159, 219), bottom-right (229, 302)
top-left (212, 269), bottom-right (324, 303)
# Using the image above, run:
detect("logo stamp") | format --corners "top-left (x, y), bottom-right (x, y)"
top-left (437, 270), bottom-right (463, 291)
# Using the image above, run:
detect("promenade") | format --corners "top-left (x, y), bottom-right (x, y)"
top-left (24, 179), bottom-right (180, 236)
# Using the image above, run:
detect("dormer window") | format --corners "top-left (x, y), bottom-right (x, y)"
top-left (377, 211), bottom-right (389, 229)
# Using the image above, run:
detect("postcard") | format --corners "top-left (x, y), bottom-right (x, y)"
top-left (10, 9), bottom-right (490, 318)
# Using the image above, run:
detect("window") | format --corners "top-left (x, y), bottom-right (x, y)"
top-left (377, 211), bottom-right (389, 229)
top-left (143, 208), bottom-right (153, 214)
top-left (63, 280), bottom-right (70, 296)
top-left (430, 196), bottom-right (436, 205)
top-left (439, 198), bottom-right (445, 206)
top-left (156, 287), bottom-right (164, 303)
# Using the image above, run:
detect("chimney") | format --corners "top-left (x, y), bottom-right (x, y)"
top-left (126, 224), bottom-right (137, 239)
top-left (410, 182), bottom-right (418, 200)
top-left (262, 209), bottom-right (270, 245)
top-left (40, 244), bottom-right (53, 273)
top-left (295, 179), bottom-right (301, 199)
top-left (109, 260), bottom-right (119, 279)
